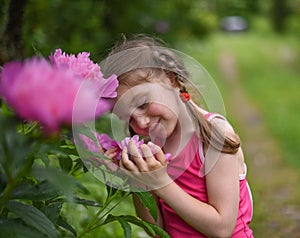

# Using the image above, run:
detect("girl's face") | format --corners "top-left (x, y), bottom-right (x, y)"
top-left (114, 82), bottom-right (180, 142)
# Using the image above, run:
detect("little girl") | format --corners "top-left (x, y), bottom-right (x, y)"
top-left (101, 36), bottom-right (253, 238)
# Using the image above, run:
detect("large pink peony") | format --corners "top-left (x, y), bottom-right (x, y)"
top-left (49, 49), bottom-right (103, 81)
top-left (49, 49), bottom-right (118, 116)
top-left (0, 50), bottom-right (118, 134)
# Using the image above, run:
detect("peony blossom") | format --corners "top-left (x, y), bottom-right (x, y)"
top-left (50, 49), bottom-right (103, 81)
top-left (79, 132), bottom-right (171, 163)
top-left (0, 50), bottom-right (118, 134)
top-left (49, 49), bottom-right (118, 116)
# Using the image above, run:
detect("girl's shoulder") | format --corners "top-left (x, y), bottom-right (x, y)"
top-left (191, 103), bottom-right (238, 146)
top-left (204, 112), bottom-right (226, 121)
top-left (202, 111), bottom-right (237, 142)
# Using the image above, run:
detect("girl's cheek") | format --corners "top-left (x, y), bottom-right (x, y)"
top-left (149, 103), bottom-right (175, 119)
top-left (148, 103), bottom-right (163, 115)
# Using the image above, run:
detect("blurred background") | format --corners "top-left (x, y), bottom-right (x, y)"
top-left (0, 0), bottom-right (299, 237)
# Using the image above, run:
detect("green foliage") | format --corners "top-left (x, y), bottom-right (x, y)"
top-left (0, 105), bottom-right (167, 237)
top-left (5, 201), bottom-right (59, 238)
top-left (20, 0), bottom-right (220, 60)
top-left (2, 0), bottom-right (300, 65)
top-left (104, 214), bottom-right (169, 238)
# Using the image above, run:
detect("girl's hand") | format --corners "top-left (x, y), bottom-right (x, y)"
top-left (97, 147), bottom-right (120, 172)
top-left (119, 140), bottom-right (172, 190)
top-left (104, 147), bottom-right (118, 160)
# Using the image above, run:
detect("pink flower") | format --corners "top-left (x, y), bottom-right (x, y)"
top-left (119, 135), bottom-right (145, 153)
top-left (79, 132), bottom-right (171, 163)
top-left (49, 49), bottom-right (103, 81)
top-left (78, 133), bottom-right (121, 164)
top-left (49, 48), bottom-right (118, 116)
top-left (0, 56), bottom-right (117, 134)
top-left (98, 133), bottom-right (120, 151)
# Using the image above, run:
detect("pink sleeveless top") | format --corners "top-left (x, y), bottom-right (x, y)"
top-left (158, 114), bottom-right (253, 238)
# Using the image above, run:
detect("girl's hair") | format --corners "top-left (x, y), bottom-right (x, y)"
top-left (103, 35), bottom-right (240, 154)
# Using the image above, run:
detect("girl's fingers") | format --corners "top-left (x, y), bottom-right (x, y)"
top-left (140, 144), bottom-right (153, 158)
top-left (128, 140), bottom-right (147, 172)
top-left (148, 142), bottom-right (167, 166)
top-left (104, 147), bottom-right (118, 158)
top-left (119, 141), bottom-right (167, 174)
top-left (98, 145), bottom-right (104, 154)
top-left (140, 144), bottom-right (160, 169)
top-left (121, 147), bottom-right (139, 172)
top-left (107, 147), bottom-right (118, 152)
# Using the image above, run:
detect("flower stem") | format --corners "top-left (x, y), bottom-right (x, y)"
top-left (76, 181), bottom-right (129, 237)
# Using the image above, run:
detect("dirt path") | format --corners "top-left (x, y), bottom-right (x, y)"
top-left (218, 51), bottom-right (300, 237)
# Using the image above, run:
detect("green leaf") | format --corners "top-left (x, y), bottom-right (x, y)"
top-left (103, 214), bottom-right (132, 237)
top-left (35, 143), bottom-right (54, 166)
top-left (124, 215), bottom-right (170, 238)
top-left (124, 215), bottom-right (156, 236)
top-left (0, 116), bottom-right (38, 178)
top-left (40, 203), bottom-right (63, 223)
top-left (72, 158), bottom-right (89, 174)
top-left (11, 179), bottom-right (61, 200)
top-left (69, 154), bottom-right (80, 160)
top-left (134, 191), bottom-right (158, 221)
top-left (32, 167), bottom-right (77, 200)
top-left (117, 218), bottom-right (132, 238)
top-left (0, 173), bottom-right (7, 194)
top-left (74, 123), bottom-right (99, 146)
top-left (5, 201), bottom-right (59, 238)
top-left (72, 197), bottom-right (103, 207)
top-left (104, 215), bottom-right (170, 238)
top-left (32, 43), bottom-right (44, 58)
top-left (106, 182), bottom-right (119, 197)
top-left (104, 214), bottom-right (116, 224)
top-left (59, 155), bottom-right (73, 172)
top-left (57, 215), bottom-right (77, 237)
top-left (0, 218), bottom-right (48, 238)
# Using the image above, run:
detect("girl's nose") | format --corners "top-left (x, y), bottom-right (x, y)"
top-left (135, 114), bottom-right (150, 129)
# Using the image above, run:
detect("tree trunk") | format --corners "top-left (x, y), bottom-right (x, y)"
top-left (0, 0), bottom-right (28, 64)
top-left (271, 0), bottom-right (288, 33)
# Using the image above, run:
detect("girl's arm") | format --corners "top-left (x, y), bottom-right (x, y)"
top-left (154, 151), bottom-right (240, 238)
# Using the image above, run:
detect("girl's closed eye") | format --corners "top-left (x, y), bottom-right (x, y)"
top-left (138, 102), bottom-right (149, 110)
top-left (135, 96), bottom-right (149, 109)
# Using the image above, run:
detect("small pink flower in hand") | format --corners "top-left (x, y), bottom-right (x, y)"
top-left (79, 133), bottom-right (171, 164)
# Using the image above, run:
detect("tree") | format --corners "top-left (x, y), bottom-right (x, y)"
top-left (0, 0), bottom-right (28, 64)
top-left (270, 0), bottom-right (289, 33)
